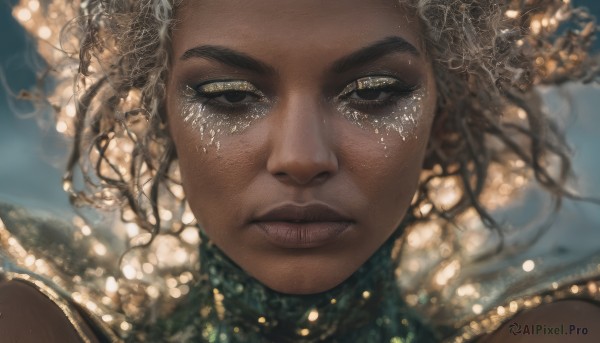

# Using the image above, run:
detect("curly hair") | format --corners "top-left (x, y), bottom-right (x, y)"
top-left (13, 0), bottom-right (600, 254)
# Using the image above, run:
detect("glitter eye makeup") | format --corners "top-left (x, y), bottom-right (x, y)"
top-left (335, 76), bottom-right (426, 149)
top-left (339, 76), bottom-right (416, 100)
top-left (177, 74), bottom-right (425, 155)
top-left (179, 80), bottom-right (271, 151)
top-left (195, 80), bottom-right (264, 107)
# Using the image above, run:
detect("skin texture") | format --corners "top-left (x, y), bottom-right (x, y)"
top-left (166, 0), bottom-right (438, 295)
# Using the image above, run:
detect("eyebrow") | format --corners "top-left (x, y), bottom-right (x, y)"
top-left (179, 35), bottom-right (420, 75)
top-left (331, 36), bottom-right (420, 74)
top-left (180, 45), bottom-right (277, 75)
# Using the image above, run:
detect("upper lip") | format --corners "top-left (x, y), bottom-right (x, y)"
top-left (252, 203), bottom-right (353, 223)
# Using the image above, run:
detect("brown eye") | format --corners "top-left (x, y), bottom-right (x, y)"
top-left (221, 91), bottom-right (252, 103)
top-left (353, 88), bottom-right (392, 101)
top-left (193, 80), bottom-right (265, 107)
top-left (338, 76), bottom-right (417, 105)
top-left (200, 91), bottom-right (261, 107)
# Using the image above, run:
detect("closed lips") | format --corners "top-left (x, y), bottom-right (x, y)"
top-left (251, 203), bottom-right (353, 223)
top-left (250, 203), bottom-right (354, 248)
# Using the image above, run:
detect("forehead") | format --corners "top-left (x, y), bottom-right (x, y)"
top-left (172, 0), bottom-right (424, 59)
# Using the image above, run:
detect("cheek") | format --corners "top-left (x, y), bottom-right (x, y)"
top-left (356, 138), bottom-right (429, 232)
top-left (342, 98), bottom-right (434, 223)
top-left (337, 88), bottom-right (428, 145)
top-left (360, 140), bottom-right (425, 198)
top-left (171, 120), bottom-right (260, 226)
top-left (168, 107), bottom-right (217, 221)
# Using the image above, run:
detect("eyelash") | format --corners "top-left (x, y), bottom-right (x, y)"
top-left (338, 81), bottom-right (418, 110)
top-left (190, 77), bottom-right (419, 113)
top-left (190, 81), bottom-right (264, 113)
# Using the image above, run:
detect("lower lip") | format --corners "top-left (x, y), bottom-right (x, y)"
top-left (252, 221), bottom-right (352, 248)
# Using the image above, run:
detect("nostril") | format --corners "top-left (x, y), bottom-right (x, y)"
top-left (272, 171), bottom-right (331, 186)
top-left (313, 171), bottom-right (330, 183)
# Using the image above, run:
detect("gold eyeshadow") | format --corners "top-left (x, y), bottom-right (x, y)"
top-left (339, 76), bottom-right (405, 97)
top-left (197, 80), bottom-right (261, 94)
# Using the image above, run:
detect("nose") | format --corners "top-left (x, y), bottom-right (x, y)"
top-left (266, 94), bottom-right (338, 186)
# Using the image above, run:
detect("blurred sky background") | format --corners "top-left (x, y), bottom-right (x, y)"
top-left (0, 0), bottom-right (599, 253)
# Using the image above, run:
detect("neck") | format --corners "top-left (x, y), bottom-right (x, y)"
top-left (198, 228), bottom-right (405, 341)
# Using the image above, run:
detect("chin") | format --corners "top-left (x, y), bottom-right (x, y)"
top-left (253, 261), bottom-right (356, 295)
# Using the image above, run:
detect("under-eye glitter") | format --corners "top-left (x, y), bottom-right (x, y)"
top-left (336, 76), bottom-right (426, 156)
top-left (179, 83), bottom-right (270, 152)
top-left (179, 76), bottom-right (425, 155)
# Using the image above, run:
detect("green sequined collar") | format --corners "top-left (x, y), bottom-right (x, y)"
top-left (196, 228), bottom-right (436, 342)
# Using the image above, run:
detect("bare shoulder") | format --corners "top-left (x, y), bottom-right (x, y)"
top-left (478, 300), bottom-right (600, 343)
top-left (0, 280), bottom-right (98, 343)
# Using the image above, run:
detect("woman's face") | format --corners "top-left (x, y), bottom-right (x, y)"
top-left (166, 0), bottom-right (437, 294)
